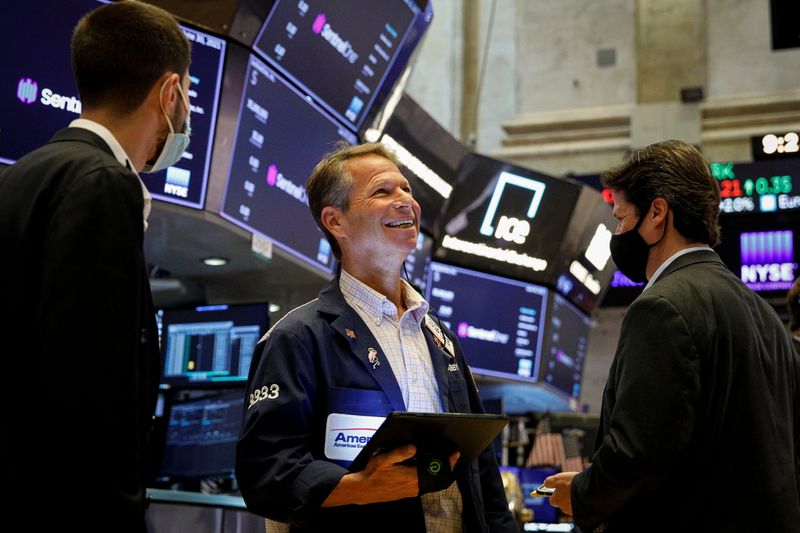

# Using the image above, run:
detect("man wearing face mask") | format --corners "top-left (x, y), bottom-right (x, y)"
top-left (542, 140), bottom-right (800, 532)
top-left (0, 2), bottom-right (190, 531)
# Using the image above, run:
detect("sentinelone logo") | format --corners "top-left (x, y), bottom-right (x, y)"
top-left (266, 164), bottom-right (308, 205)
top-left (457, 322), bottom-right (510, 344)
top-left (740, 230), bottom-right (795, 291)
top-left (17, 77), bottom-right (81, 114)
top-left (311, 13), bottom-right (359, 64)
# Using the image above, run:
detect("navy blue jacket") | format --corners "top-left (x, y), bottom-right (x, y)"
top-left (236, 278), bottom-right (518, 532)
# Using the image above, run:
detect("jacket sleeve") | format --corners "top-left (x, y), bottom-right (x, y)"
top-left (458, 340), bottom-right (519, 533)
top-left (236, 327), bottom-right (348, 526)
top-left (571, 294), bottom-right (701, 532)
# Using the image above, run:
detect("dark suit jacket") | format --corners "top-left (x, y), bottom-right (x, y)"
top-left (0, 128), bottom-right (160, 532)
top-left (236, 278), bottom-right (518, 533)
top-left (571, 250), bottom-right (800, 533)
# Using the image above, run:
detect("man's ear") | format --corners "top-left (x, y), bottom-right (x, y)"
top-left (651, 197), bottom-right (669, 223)
top-left (321, 206), bottom-right (345, 239)
top-left (150, 72), bottom-right (180, 114)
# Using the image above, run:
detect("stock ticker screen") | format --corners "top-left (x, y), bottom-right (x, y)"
top-left (426, 261), bottom-right (549, 383)
top-left (252, 0), bottom-right (430, 131)
top-left (0, 0), bottom-right (226, 209)
top-left (220, 54), bottom-right (356, 274)
top-left (712, 159), bottom-right (800, 215)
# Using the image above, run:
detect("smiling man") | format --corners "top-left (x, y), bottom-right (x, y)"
top-left (236, 143), bottom-right (517, 533)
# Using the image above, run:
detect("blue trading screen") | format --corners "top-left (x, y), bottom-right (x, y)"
top-left (426, 262), bottom-right (549, 383)
top-left (253, 0), bottom-right (426, 131)
top-left (158, 390), bottom-right (245, 481)
top-left (0, 0), bottom-right (225, 209)
top-left (539, 292), bottom-right (591, 401)
top-left (159, 303), bottom-right (269, 387)
top-left (220, 54), bottom-right (356, 274)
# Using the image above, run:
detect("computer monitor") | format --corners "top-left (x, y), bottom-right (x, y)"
top-left (714, 211), bottom-right (800, 298)
top-left (539, 292), bottom-right (592, 401)
top-left (426, 261), bottom-right (549, 383)
top-left (159, 302), bottom-right (270, 388)
top-left (252, 0), bottom-right (433, 132)
top-left (220, 52), bottom-right (357, 274)
top-left (0, 0), bottom-right (225, 209)
top-left (157, 390), bottom-right (245, 482)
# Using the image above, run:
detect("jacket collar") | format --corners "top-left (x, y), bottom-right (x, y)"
top-left (649, 248), bottom-right (723, 287)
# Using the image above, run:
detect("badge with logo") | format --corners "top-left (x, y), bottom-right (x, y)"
top-left (424, 315), bottom-right (455, 359)
top-left (324, 413), bottom-right (385, 462)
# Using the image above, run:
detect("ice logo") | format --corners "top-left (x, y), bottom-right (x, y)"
top-left (17, 78), bottom-right (38, 104)
top-left (312, 13), bottom-right (326, 34)
top-left (266, 164), bottom-right (279, 186)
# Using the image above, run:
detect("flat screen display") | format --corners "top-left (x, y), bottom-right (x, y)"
top-left (436, 153), bottom-right (618, 313)
top-left (252, 0), bottom-right (432, 131)
top-left (0, 0), bottom-right (225, 209)
top-left (712, 158), bottom-right (800, 215)
top-left (404, 230), bottom-right (433, 295)
top-left (539, 292), bottom-right (591, 401)
top-left (220, 53), bottom-right (357, 273)
top-left (379, 93), bottom-right (467, 234)
top-left (426, 261), bottom-right (549, 383)
top-left (159, 303), bottom-right (270, 388)
top-left (158, 390), bottom-right (245, 481)
top-left (714, 211), bottom-right (800, 298)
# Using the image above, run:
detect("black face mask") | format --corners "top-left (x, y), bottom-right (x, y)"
top-left (609, 212), bottom-right (666, 283)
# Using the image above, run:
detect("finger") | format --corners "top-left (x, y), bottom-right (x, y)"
top-left (380, 444), bottom-right (416, 465)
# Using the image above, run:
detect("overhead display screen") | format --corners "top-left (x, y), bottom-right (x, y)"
top-left (711, 159), bottom-right (800, 215)
top-left (0, 0), bottom-right (225, 209)
top-left (436, 154), bottom-right (580, 285)
top-left (378, 93), bottom-right (466, 235)
top-left (220, 54), bottom-right (357, 273)
top-left (426, 261), bottom-right (549, 383)
top-left (714, 212), bottom-right (800, 298)
top-left (252, 0), bottom-right (431, 131)
top-left (539, 292), bottom-right (591, 402)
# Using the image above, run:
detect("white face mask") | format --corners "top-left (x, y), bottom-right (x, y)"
top-left (143, 78), bottom-right (191, 173)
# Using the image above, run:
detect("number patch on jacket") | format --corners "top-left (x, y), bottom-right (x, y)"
top-left (249, 383), bottom-right (280, 407)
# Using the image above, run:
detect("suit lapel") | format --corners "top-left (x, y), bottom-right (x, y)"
top-left (330, 309), bottom-right (407, 411)
top-left (423, 324), bottom-right (453, 411)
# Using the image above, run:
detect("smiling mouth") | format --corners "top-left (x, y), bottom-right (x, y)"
top-left (385, 220), bottom-right (415, 229)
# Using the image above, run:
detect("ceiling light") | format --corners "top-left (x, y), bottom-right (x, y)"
top-left (202, 257), bottom-right (228, 266)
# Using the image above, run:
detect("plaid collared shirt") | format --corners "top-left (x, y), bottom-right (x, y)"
top-left (340, 270), bottom-right (463, 533)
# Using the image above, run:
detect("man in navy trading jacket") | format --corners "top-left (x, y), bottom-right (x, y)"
top-left (236, 143), bottom-right (517, 532)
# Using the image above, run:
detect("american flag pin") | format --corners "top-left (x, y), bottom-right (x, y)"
top-left (345, 328), bottom-right (356, 339)
top-left (367, 347), bottom-right (380, 369)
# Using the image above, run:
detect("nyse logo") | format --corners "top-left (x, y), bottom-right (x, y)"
top-left (739, 230), bottom-right (795, 291)
top-left (479, 171), bottom-right (546, 245)
top-left (17, 78), bottom-right (38, 104)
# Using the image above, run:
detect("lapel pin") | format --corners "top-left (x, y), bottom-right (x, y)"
top-left (367, 347), bottom-right (380, 369)
top-left (345, 328), bottom-right (356, 340)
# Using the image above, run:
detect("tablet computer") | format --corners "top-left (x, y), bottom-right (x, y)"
top-left (348, 411), bottom-right (509, 473)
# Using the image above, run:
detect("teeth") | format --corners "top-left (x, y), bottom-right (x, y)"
top-left (387, 220), bottom-right (413, 228)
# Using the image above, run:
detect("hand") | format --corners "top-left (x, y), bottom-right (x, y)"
top-left (543, 471), bottom-right (579, 516)
top-left (322, 444), bottom-right (420, 507)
